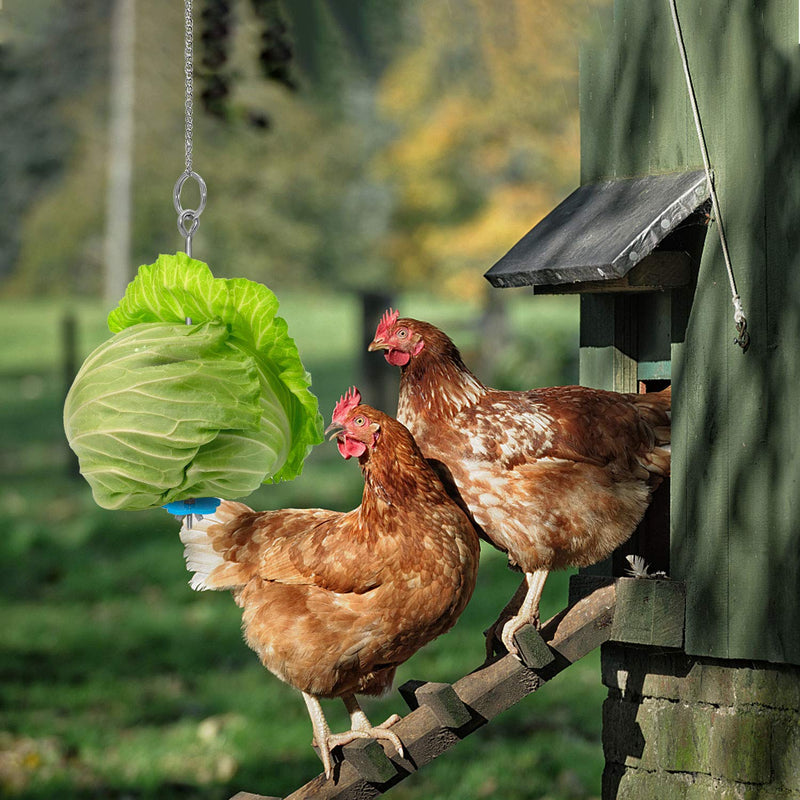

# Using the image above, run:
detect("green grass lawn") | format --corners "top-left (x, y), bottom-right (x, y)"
top-left (0, 291), bottom-right (603, 800)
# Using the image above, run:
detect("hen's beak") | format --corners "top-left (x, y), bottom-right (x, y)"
top-left (368, 337), bottom-right (387, 352)
top-left (324, 421), bottom-right (344, 441)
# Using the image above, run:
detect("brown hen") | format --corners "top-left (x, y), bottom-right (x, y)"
top-left (178, 387), bottom-right (479, 777)
top-left (369, 310), bottom-right (671, 657)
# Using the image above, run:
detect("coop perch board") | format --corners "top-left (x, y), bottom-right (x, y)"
top-left (230, 576), bottom-right (685, 800)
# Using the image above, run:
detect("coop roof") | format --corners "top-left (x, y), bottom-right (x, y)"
top-left (484, 170), bottom-right (710, 289)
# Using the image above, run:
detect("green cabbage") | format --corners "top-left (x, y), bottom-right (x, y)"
top-left (64, 253), bottom-right (324, 510)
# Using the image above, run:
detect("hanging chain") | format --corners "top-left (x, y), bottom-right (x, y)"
top-left (173, 0), bottom-right (207, 259)
top-left (183, 0), bottom-right (194, 174)
top-left (667, 0), bottom-right (749, 352)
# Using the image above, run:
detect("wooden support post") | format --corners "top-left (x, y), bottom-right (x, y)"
top-left (62, 313), bottom-right (80, 478)
top-left (359, 291), bottom-right (398, 416)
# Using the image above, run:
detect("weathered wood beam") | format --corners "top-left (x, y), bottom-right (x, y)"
top-left (570, 574), bottom-right (685, 649)
top-left (533, 252), bottom-right (691, 295)
top-left (612, 577), bottom-right (685, 649)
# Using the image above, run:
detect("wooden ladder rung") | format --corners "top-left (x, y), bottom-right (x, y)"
top-left (399, 680), bottom-right (473, 728)
top-left (512, 624), bottom-right (556, 670)
top-left (341, 738), bottom-right (399, 784)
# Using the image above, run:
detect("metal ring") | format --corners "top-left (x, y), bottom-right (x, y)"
top-left (177, 208), bottom-right (200, 238)
top-left (173, 170), bottom-right (207, 217)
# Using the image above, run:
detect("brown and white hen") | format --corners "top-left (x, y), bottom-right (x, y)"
top-left (369, 310), bottom-right (671, 657)
top-left (178, 387), bottom-right (479, 777)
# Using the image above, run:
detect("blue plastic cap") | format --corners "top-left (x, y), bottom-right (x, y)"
top-left (163, 497), bottom-right (222, 516)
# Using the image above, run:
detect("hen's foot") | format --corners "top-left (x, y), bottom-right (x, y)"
top-left (485, 570), bottom-right (547, 661)
top-left (325, 713), bottom-right (404, 757)
top-left (492, 569), bottom-right (549, 660)
top-left (312, 698), bottom-right (404, 779)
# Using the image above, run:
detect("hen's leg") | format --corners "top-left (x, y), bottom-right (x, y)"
top-left (500, 569), bottom-right (550, 657)
top-left (302, 692), bottom-right (339, 779)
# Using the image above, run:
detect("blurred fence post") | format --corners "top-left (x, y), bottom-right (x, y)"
top-left (477, 288), bottom-right (509, 385)
top-left (62, 313), bottom-right (80, 478)
top-left (105, 0), bottom-right (135, 304)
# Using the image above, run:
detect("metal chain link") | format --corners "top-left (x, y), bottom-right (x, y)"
top-left (183, 0), bottom-right (194, 174)
top-left (173, 0), bottom-right (207, 259)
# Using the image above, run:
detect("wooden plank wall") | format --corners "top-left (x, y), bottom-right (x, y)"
top-left (577, 0), bottom-right (800, 665)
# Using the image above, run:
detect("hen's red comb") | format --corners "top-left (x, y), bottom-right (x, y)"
top-left (375, 308), bottom-right (400, 340)
top-left (332, 387), bottom-right (362, 424)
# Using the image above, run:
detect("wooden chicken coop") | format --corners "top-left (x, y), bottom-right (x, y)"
top-left (486, 1), bottom-right (800, 797)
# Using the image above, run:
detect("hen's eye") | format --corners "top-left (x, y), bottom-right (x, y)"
top-left (354, 416), bottom-right (366, 426)
top-left (397, 328), bottom-right (408, 338)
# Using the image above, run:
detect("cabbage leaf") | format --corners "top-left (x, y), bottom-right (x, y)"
top-left (64, 253), bottom-right (324, 510)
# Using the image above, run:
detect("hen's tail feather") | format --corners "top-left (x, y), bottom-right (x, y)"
top-left (179, 500), bottom-right (253, 591)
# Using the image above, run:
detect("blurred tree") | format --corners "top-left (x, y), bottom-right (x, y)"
top-left (196, 0), bottom-right (297, 122)
top-left (104, 0), bottom-right (136, 304)
top-left (375, 0), bottom-right (606, 301)
top-left (4, 0), bottom-right (411, 296)
top-left (1, 0), bottom-right (605, 309)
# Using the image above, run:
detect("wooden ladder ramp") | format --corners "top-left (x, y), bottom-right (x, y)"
top-left (232, 576), bottom-right (685, 800)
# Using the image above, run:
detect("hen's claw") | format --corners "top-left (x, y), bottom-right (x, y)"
top-left (316, 739), bottom-right (336, 781)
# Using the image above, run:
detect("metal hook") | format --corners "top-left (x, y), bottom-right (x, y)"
top-left (174, 170), bottom-right (207, 258)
